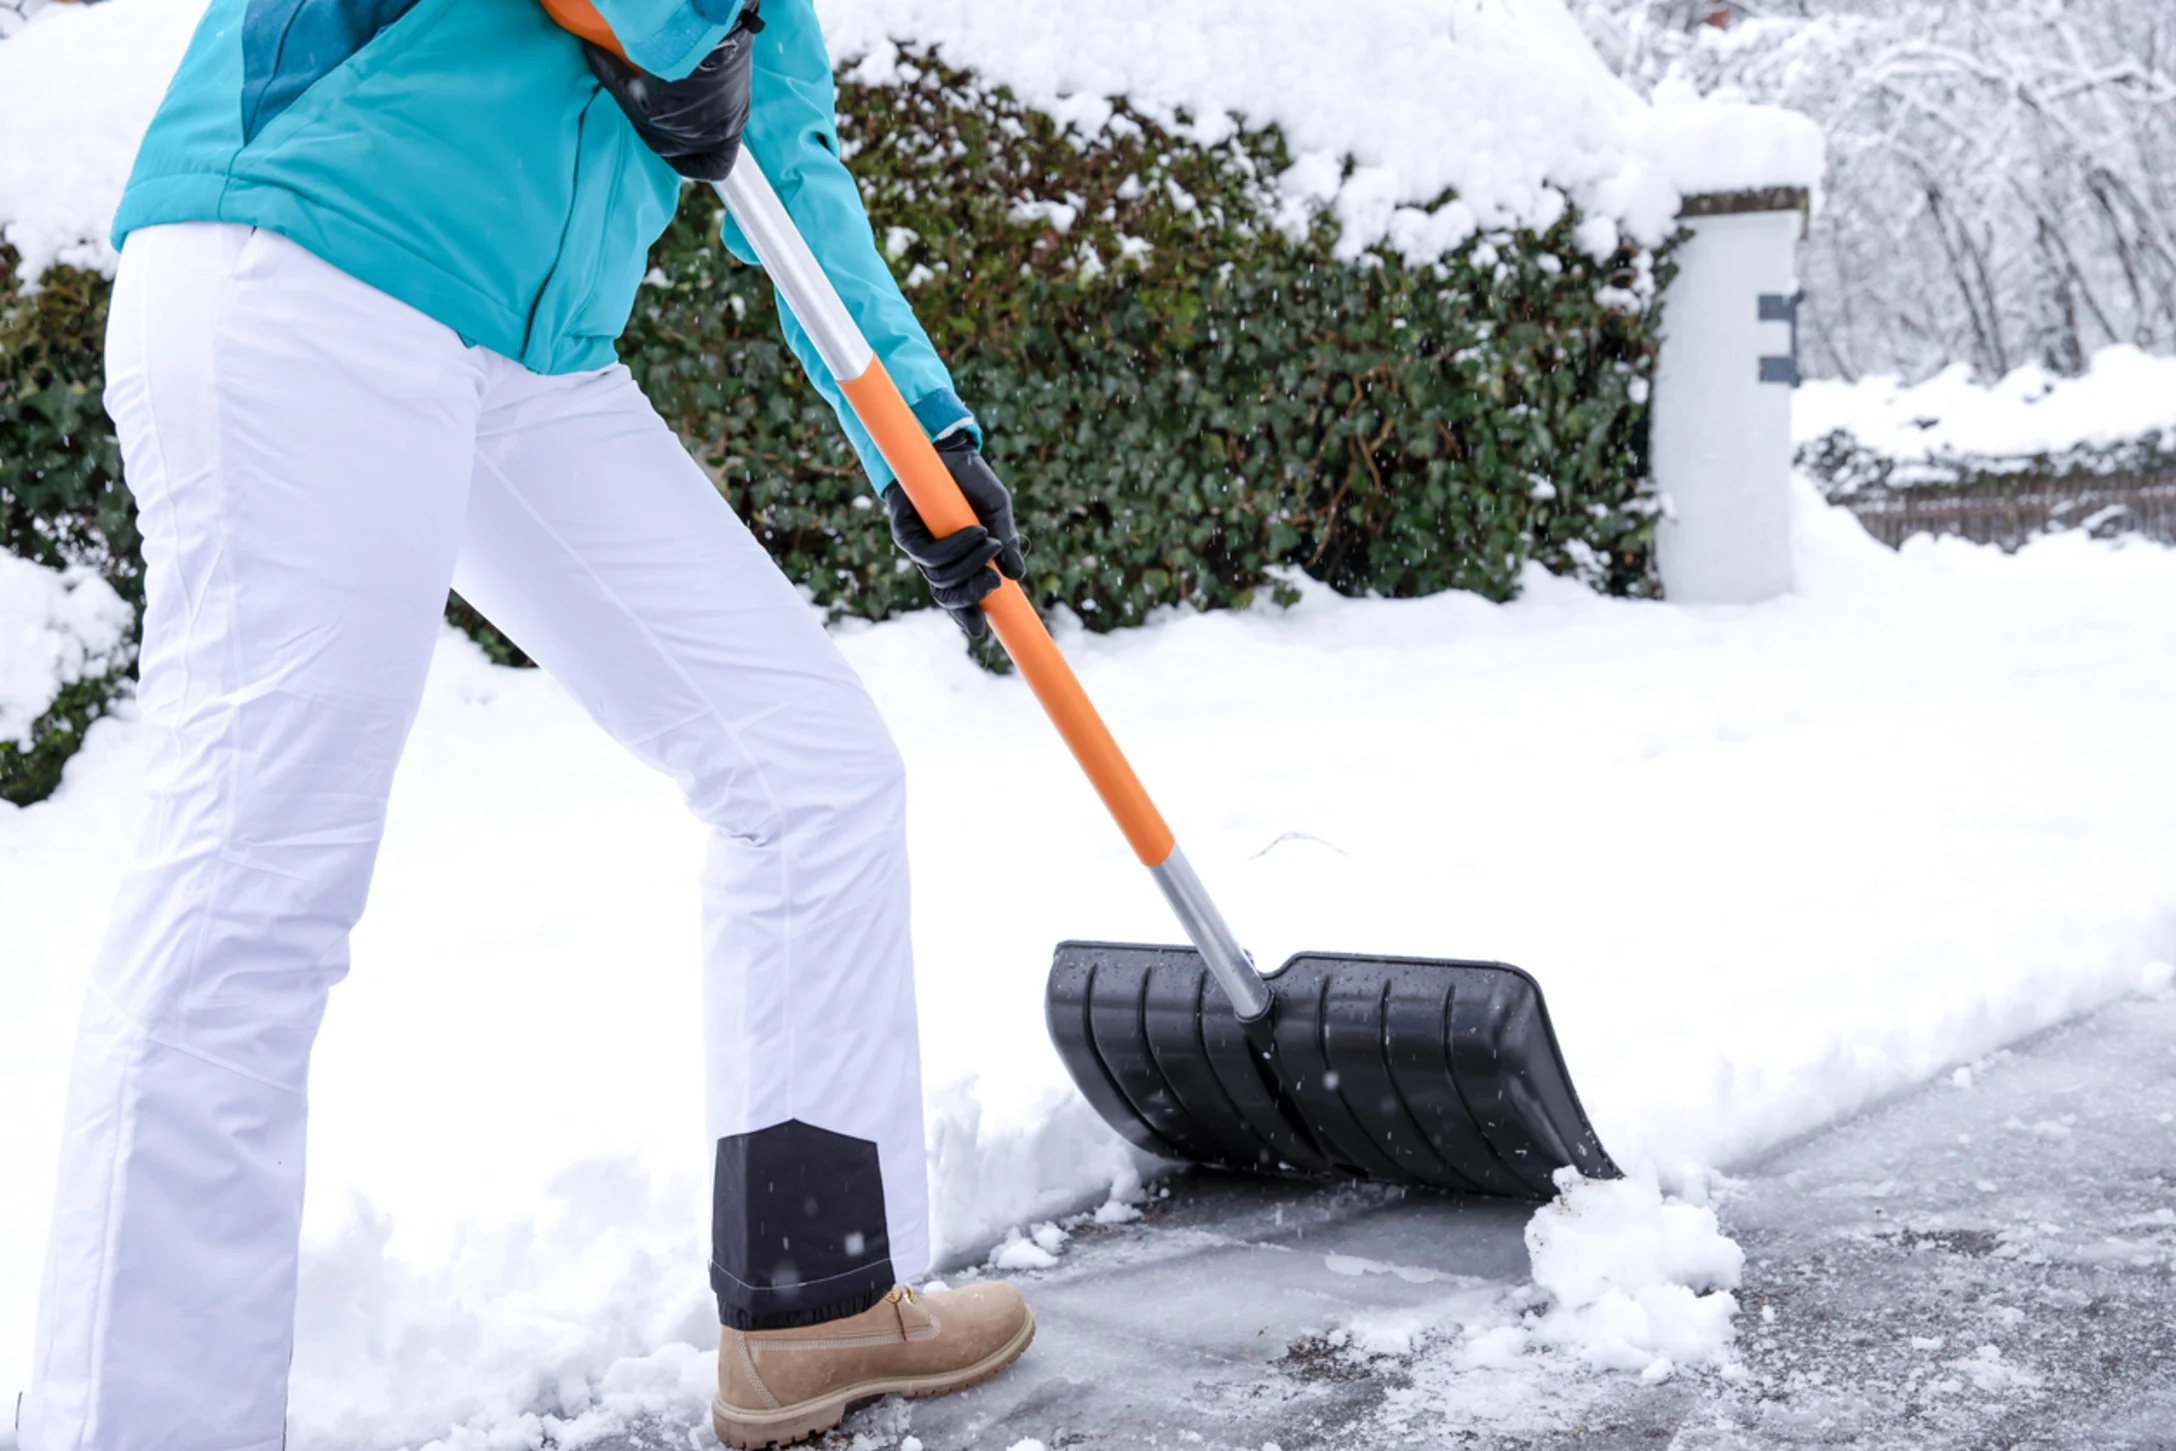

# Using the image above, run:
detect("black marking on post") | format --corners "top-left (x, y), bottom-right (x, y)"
top-left (1759, 290), bottom-right (1804, 386)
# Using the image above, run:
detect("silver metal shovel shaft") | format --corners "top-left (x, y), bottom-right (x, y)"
top-left (1148, 847), bottom-right (1272, 1020)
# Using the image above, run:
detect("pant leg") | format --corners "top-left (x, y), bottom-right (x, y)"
top-left (449, 359), bottom-right (927, 1330)
top-left (22, 223), bottom-right (484, 1451)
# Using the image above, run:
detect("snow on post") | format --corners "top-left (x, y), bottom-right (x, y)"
top-left (1645, 91), bottom-right (1824, 604)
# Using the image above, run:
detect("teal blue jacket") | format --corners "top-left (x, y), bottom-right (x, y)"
top-left (111, 0), bottom-right (971, 485)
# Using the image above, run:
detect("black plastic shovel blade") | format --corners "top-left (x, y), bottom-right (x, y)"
top-left (1046, 941), bottom-right (1618, 1198)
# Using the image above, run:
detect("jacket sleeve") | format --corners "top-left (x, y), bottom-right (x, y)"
top-left (587, 0), bottom-right (739, 81)
top-left (715, 0), bottom-right (977, 489)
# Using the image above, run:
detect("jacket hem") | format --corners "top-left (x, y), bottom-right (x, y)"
top-left (112, 172), bottom-right (617, 376)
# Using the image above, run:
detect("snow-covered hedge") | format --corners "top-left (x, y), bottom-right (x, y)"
top-left (4, 0), bottom-right (1833, 797)
top-left (1792, 346), bottom-right (2176, 551)
top-left (0, 553), bottom-right (133, 805)
top-left (0, 241), bottom-right (139, 804)
top-left (2, 58), bottom-right (1684, 797)
top-left (626, 51), bottom-right (1668, 658)
top-left (1795, 346), bottom-right (2176, 498)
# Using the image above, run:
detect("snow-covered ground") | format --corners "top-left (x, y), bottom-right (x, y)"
top-left (1795, 344), bottom-right (2176, 470)
top-left (6, 485), bottom-right (2175, 1447)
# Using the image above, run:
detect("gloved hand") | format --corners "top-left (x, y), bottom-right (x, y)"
top-left (584, 1), bottom-right (764, 183)
top-left (883, 435), bottom-right (1027, 638)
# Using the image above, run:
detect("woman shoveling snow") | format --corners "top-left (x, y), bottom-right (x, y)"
top-left (18, 2), bottom-right (1034, 1447)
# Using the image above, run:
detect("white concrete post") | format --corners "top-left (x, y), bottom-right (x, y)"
top-left (1651, 192), bottom-right (1806, 603)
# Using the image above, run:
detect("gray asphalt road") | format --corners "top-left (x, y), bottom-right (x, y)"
top-left (600, 989), bottom-right (2176, 1451)
top-left (1668, 988), bottom-right (2176, 1451)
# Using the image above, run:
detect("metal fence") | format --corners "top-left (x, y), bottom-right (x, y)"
top-left (1838, 472), bottom-right (2176, 552)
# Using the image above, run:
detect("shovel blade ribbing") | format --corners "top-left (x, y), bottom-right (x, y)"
top-left (1046, 942), bottom-right (1617, 1197)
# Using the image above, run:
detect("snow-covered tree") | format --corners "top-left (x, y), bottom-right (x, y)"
top-left (1573, 0), bottom-right (2176, 382)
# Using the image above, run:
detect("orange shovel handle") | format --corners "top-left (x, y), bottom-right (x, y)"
top-left (840, 366), bottom-right (1178, 866)
top-left (540, 0), bottom-right (623, 53)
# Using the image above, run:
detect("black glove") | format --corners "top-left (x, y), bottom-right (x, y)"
top-left (585, 1), bottom-right (763, 183)
top-left (883, 435), bottom-right (1027, 638)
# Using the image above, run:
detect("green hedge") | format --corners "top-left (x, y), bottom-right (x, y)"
top-left (628, 50), bottom-right (1665, 653)
top-left (0, 249), bottom-right (137, 805)
top-left (2, 48), bottom-right (1669, 804)
top-left (0, 248), bottom-right (134, 602)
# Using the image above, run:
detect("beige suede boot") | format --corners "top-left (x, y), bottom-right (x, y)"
top-left (712, 1282), bottom-right (1035, 1448)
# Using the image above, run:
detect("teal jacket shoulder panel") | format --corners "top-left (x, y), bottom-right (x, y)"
top-left (110, 0), bottom-right (967, 485)
top-left (719, 0), bottom-right (976, 487)
top-left (114, 0), bottom-right (681, 373)
top-left (240, 0), bottom-right (421, 143)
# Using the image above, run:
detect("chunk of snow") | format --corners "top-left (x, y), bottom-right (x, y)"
top-left (1949, 1343), bottom-right (2042, 1393)
top-left (989, 1228), bottom-right (1060, 1272)
top-left (1525, 1171), bottom-right (1744, 1375)
top-left (1006, 198), bottom-right (1078, 235)
top-left (1457, 1324), bottom-right (1529, 1370)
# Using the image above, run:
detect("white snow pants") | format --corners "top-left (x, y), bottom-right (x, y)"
top-left (21, 222), bottom-right (928, 1451)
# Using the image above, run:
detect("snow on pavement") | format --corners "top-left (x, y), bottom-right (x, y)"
top-left (5, 486), bottom-right (2176, 1447)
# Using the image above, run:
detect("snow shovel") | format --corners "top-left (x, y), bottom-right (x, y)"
top-left (713, 155), bottom-right (1617, 1197)
top-left (547, 0), bottom-right (1615, 1196)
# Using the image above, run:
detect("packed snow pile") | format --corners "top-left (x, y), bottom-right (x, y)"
top-left (1524, 1171), bottom-right (1742, 1378)
top-left (7, 486), bottom-right (2176, 1446)
top-left (1638, 74), bottom-right (1824, 201)
top-left (1795, 344), bottom-right (2176, 470)
top-left (0, 0), bottom-right (1820, 283)
top-left (0, 555), bottom-right (132, 747)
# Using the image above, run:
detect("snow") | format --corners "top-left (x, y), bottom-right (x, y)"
top-left (987, 1225), bottom-right (1064, 1272)
top-left (2141, 962), bottom-right (2175, 1002)
top-left (6, 487), bottom-right (2176, 1444)
top-left (0, 0), bottom-right (1820, 284)
top-left (1524, 1171), bottom-right (1742, 1376)
top-left (0, 555), bottom-right (132, 747)
top-left (1794, 344), bottom-right (2176, 464)
top-left (0, 0), bottom-right (201, 281)
top-left (1639, 76), bottom-right (1824, 200)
